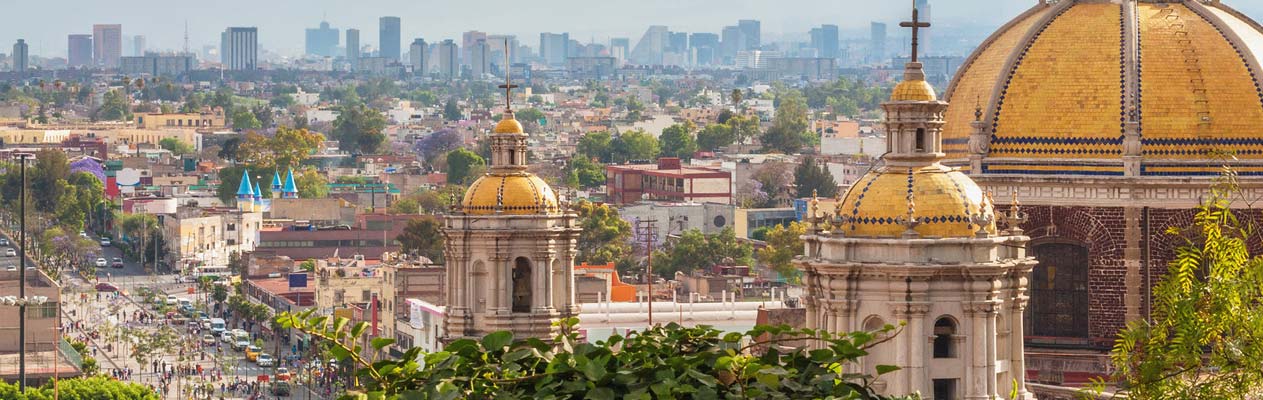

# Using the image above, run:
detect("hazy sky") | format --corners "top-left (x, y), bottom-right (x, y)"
top-left (4, 0), bottom-right (1262, 57)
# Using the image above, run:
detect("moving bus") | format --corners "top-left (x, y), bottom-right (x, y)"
top-left (193, 265), bottom-right (231, 278)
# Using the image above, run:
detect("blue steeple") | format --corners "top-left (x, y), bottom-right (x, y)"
top-left (253, 181), bottom-right (263, 201)
top-left (236, 170), bottom-right (254, 199)
top-left (271, 171), bottom-right (282, 192)
top-left (282, 168), bottom-right (299, 198)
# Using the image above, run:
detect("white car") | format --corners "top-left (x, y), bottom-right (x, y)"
top-left (100, 239), bottom-right (111, 247)
top-left (256, 353), bottom-right (274, 367)
top-left (95, 258), bottom-right (108, 267)
top-left (202, 334), bottom-right (216, 345)
top-left (221, 331), bottom-right (234, 343)
top-left (4, 248), bottom-right (15, 257)
top-left (165, 295), bottom-right (178, 305)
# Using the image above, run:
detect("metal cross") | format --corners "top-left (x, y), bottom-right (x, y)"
top-left (900, 0), bottom-right (931, 63)
top-left (497, 38), bottom-right (518, 111)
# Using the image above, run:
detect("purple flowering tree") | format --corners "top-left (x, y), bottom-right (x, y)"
top-left (70, 158), bottom-right (106, 184)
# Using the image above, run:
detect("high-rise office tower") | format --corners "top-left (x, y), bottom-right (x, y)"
top-left (306, 21), bottom-right (340, 57)
top-left (810, 24), bottom-right (839, 59)
top-left (609, 37), bottom-right (630, 65)
top-left (93, 24), bottom-right (123, 68)
top-left (221, 27), bottom-right (258, 70)
top-left (346, 29), bottom-right (361, 67)
top-left (915, 0), bottom-right (932, 55)
top-left (133, 36), bottom-right (146, 57)
top-left (68, 34), bottom-right (93, 68)
top-left (468, 39), bottom-right (490, 77)
top-left (668, 32), bottom-right (688, 53)
top-left (409, 38), bottom-right (427, 76)
top-left (539, 32), bottom-right (570, 66)
top-left (870, 22), bottom-right (887, 64)
top-left (738, 20), bottom-right (761, 50)
top-left (487, 35), bottom-right (517, 65)
top-left (436, 39), bottom-right (458, 80)
top-left (630, 25), bottom-right (669, 65)
top-left (379, 17), bottom-right (401, 61)
top-left (720, 26), bottom-right (745, 62)
top-left (12, 39), bottom-right (28, 73)
top-left (689, 33), bottom-right (719, 65)
top-left (461, 30), bottom-right (487, 66)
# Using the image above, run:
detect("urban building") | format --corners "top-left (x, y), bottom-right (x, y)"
top-left (737, 19), bottom-right (761, 50)
top-left (606, 158), bottom-right (732, 205)
top-left (566, 56), bottom-right (618, 80)
top-left (119, 53), bottom-right (195, 77)
top-left (442, 98), bottom-right (581, 342)
top-left (810, 24), bottom-right (839, 59)
top-left (11, 40), bottom-right (27, 73)
top-left (408, 38), bottom-right (427, 76)
top-left (468, 39), bottom-right (490, 77)
top-left (305, 21), bottom-right (340, 57)
top-left (132, 35), bottom-right (146, 57)
top-left (629, 26), bottom-right (669, 65)
top-left (93, 24), bottom-right (122, 68)
top-left (539, 32), bottom-right (570, 66)
top-left (346, 29), bottom-right (361, 68)
top-left (619, 202), bottom-right (735, 245)
top-left (461, 31), bottom-right (487, 65)
top-left (609, 37), bottom-right (629, 65)
top-left (379, 16), bottom-right (401, 61)
top-left (436, 40), bottom-right (458, 80)
top-left (891, 55), bottom-right (963, 88)
top-left (163, 207), bottom-right (263, 268)
top-left (0, 269), bottom-right (76, 383)
top-left (688, 33), bottom-right (719, 65)
top-left (135, 110), bottom-right (225, 129)
top-left (67, 34), bottom-right (93, 68)
top-left (870, 22), bottom-right (887, 64)
top-left (220, 27), bottom-right (258, 70)
top-left (256, 214), bottom-right (412, 261)
top-left (720, 26), bottom-right (745, 63)
top-left (762, 57), bottom-right (837, 81)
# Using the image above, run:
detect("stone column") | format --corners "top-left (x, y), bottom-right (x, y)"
top-left (964, 300), bottom-right (998, 400)
top-left (1123, 206), bottom-right (1143, 322)
top-left (1011, 295), bottom-right (1032, 398)
top-left (904, 303), bottom-right (930, 396)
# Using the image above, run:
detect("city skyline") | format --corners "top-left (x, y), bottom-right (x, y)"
top-left (0, 0), bottom-right (1203, 58)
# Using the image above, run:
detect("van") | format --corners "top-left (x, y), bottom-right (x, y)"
top-left (209, 318), bottom-right (226, 334)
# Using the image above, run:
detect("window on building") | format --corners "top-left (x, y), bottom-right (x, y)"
top-left (915, 128), bottom-right (926, 152)
top-left (933, 379), bottom-right (956, 400)
top-left (512, 257), bottom-right (532, 313)
top-left (334, 290), bottom-right (345, 304)
top-left (933, 317), bottom-right (957, 358)
top-left (362, 290), bottom-right (372, 302)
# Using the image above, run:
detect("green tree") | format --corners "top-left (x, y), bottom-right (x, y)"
top-left (574, 201), bottom-right (632, 267)
top-left (729, 115), bottom-right (761, 153)
top-left (295, 168), bottom-right (329, 198)
top-left (158, 137), bottom-right (195, 156)
top-left (94, 89), bottom-right (132, 121)
top-left (389, 197), bottom-right (420, 214)
top-left (794, 157), bottom-right (839, 198)
top-left (659, 121), bottom-right (699, 160)
top-left (212, 284), bottom-right (229, 305)
top-left (697, 123), bottom-right (735, 152)
top-left (270, 126), bottom-right (326, 170)
top-left (653, 227), bottom-right (753, 279)
top-left (32, 149), bottom-right (70, 213)
top-left (445, 148), bottom-right (485, 185)
top-left (396, 217), bottom-right (444, 263)
top-left (231, 106), bottom-right (261, 130)
top-left (442, 98), bottom-right (462, 121)
top-left (333, 104), bottom-right (388, 154)
top-left (515, 108), bottom-right (545, 124)
top-left (1105, 172), bottom-right (1263, 399)
top-left (612, 130), bottom-right (659, 163)
top-left (760, 91), bottom-right (813, 154)
top-left (730, 88), bottom-right (744, 109)
top-left (565, 156), bottom-right (606, 189)
top-left (577, 131), bottom-right (614, 163)
top-left (756, 222), bottom-right (806, 283)
top-left (0, 375), bottom-right (159, 399)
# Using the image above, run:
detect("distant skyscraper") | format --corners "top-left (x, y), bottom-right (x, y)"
top-left (379, 17), bottom-right (401, 61)
top-left (409, 38), bottom-right (427, 76)
top-left (668, 32), bottom-right (688, 53)
top-left (810, 24), bottom-right (839, 59)
top-left (67, 34), bottom-right (93, 68)
top-left (870, 22), bottom-right (888, 64)
top-left (12, 39), bottom-right (28, 73)
top-left (469, 39), bottom-right (490, 77)
top-left (461, 31), bottom-right (487, 66)
top-left (720, 26), bottom-right (745, 63)
top-left (346, 29), bottom-right (361, 67)
top-left (133, 36), bottom-right (146, 57)
top-left (689, 33), bottom-right (719, 65)
top-left (93, 24), bottom-right (123, 68)
top-left (738, 20), bottom-right (761, 50)
top-left (630, 25), bottom-right (669, 65)
top-left (609, 37), bottom-right (630, 65)
top-left (436, 39), bottom-right (458, 80)
top-left (539, 32), bottom-right (570, 66)
top-left (221, 27), bottom-right (258, 70)
top-left (487, 35), bottom-right (517, 66)
top-left (306, 21), bottom-right (340, 57)
top-left (915, 0), bottom-right (932, 55)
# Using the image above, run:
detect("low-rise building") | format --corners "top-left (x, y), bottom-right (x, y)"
top-left (606, 158), bottom-right (731, 205)
top-left (162, 207), bottom-right (263, 268)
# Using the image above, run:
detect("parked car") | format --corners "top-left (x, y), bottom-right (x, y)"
top-left (165, 295), bottom-right (178, 305)
top-left (257, 353), bottom-right (274, 367)
top-left (111, 258), bottom-right (124, 268)
top-left (5, 248), bottom-right (15, 257)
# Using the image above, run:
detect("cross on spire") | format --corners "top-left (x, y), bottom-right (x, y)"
top-left (497, 38), bottom-right (518, 112)
top-left (900, 0), bottom-right (931, 63)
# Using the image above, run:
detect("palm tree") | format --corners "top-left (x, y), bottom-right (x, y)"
top-left (730, 89), bottom-right (743, 110)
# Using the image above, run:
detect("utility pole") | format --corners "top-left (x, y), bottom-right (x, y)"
top-left (637, 219), bottom-right (657, 326)
top-left (18, 153), bottom-right (28, 392)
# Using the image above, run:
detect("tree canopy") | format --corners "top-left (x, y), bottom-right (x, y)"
top-left (0, 376), bottom-right (159, 400)
top-left (574, 201), bottom-right (633, 269)
top-left (794, 157), bottom-right (839, 198)
top-left (397, 217), bottom-right (444, 263)
top-left (653, 227), bottom-right (753, 279)
top-left (659, 121), bottom-right (699, 160)
top-left (333, 104), bottom-right (388, 155)
top-left (760, 91), bottom-right (814, 154)
top-left (445, 148), bottom-right (485, 185)
top-left (158, 137), bottom-right (195, 156)
top-left (612, 130), bottom-right (660, 163)
top-left (756, 222), bottom-right (806, 284)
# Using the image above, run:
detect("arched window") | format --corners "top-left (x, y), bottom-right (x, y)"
top-left (471, 261), bottom-right (487, 313)
top-left (915, 128), bottom-right (926, 152)
top-left (933, 316), bottom-right (957, 358)
top-left (1030, 243), bottom-right (1090, 338)
top-left (512, 257), bottom-right (532, 313)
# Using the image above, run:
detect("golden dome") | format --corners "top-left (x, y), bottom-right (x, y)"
top-left (494, 114), bottom-right (525, 134)
top-left (836, 164), bottom-right (993, 238)
top-left (892, 79), bottom-right (937, 102)
top-left (941, 1), bottom-right (1263, 176)
top-left (460, 173), bottom-right (559, 215)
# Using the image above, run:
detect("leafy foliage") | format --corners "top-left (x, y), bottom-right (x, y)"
top-left (333, 104), bottom-right (388, 154)
top-left (0, 376), bottom-right (159, 399)
top-left (396, 217), bottom-right (444, 263)
top-left (1105, 169), bottom-right (1263, 399)
top-left (445, 148), bottom-right (485, 185)
top-left (653, 227), bottom-right (754, 279)
top-left (158, 137), bottom-right (195, 156)
top-left (564, 156), bottom-right (606, 190)
top-left (756, 222), bottom-right (806, 284)
top-left (760, 91), bottom-right (813, 154)
top-left (794, 157), bottom-right (839, 198)
top-left (577, 131), bottom-right (614, 163)
top-left (697, 123), bottom-right (736, 152)
top-left (231, 106), bottom-right (261, 130)
top-left (612, 129), bottom-right (660, 163)
top-left (574, 201), bottom-right (633, 268)
top-left (660, 121), bottom-right (699, 160)
top-left (94, 89), bottom-right (132, 121)
top-left (276, 309), bottom-right (910, 400)
top-left (296, 167), bottom-right (330, 198)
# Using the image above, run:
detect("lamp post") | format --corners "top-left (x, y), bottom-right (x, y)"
top-left (18, 152), bottom-right (30, 392)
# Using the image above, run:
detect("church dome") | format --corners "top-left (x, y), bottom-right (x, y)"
top-left (942, 0), bottom-right (1263, 176)
top-left (836, 164), bottom-right (994, 238)
top-left (461, 173), bottom-right (560, 215)
top-left (494, 117), bottom-right (525, 135)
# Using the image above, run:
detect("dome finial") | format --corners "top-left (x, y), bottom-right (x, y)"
top-left (496, 37), bottom-right (517, 114)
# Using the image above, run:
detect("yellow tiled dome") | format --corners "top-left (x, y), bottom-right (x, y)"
top-left (494, 118), bottom-right (525, 134)
top-left (836, 164), bottom-right (993, 238)
top-left (941, 1), bottom-right (1263, 176)
top-left (892, 79), bottom-right (937, 102)
top-left (461, 173), bottom-right (559, 215)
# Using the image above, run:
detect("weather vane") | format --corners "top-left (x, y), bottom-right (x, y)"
top-left (900, 0), bottom-right (931, 63)
top-left (497, 38), bottom-right (517, 112)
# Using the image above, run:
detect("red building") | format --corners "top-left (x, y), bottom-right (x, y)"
top-left (605, 158), bottom-right (731, 205)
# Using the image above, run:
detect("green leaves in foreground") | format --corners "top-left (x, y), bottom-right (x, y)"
top-left (277, 309), bottom-right (910, 400)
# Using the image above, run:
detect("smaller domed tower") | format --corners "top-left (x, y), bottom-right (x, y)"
top-left (442, 65), bottom-right (581, 341)
top-left (796, 4), bottom-right (1037, 399)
